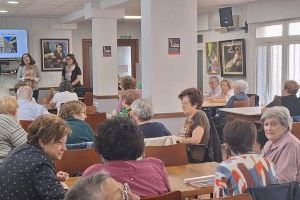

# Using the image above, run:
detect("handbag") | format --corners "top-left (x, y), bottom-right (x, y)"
top-left (186, 144), bottom-right (208, 163)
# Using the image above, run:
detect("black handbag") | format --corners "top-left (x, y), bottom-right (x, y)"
top-left (186, 144), bottom-right (208, 163)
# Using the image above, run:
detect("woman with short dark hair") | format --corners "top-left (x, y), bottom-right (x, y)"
top-left (83, 117), bottom-right (170, 198)
top-left (0, 114), bottom-right (71, 200)
top-left (213, 119), bottom-right (276, 198)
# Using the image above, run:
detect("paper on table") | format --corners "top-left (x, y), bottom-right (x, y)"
top-left (184, 175), bottom-right (215, 187)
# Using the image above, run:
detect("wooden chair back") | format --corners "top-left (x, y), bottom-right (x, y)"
top-left (233, 100), bottom-right (251, 108)
top-left (19, 120), bottom-right (33, 131)
top-left (202, 193), bottom-right (252, 200)
top-left (144, 143), bottom-right (188, 167)
top-left (84, 91), bottom-right (93, 106)
top-left (85, 112), bottom-right (107, 132)
top-left (86, 105), bottom-right (97, 114)
top-left (291, 122), bottom-right (300, 140)
top-left (141, 191), bottom-right (181, 200)
top-left (55, 148), bottom-right (101, 176)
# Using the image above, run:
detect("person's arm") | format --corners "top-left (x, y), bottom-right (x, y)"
top-left (266, 95), bottom-right (281, 108)
top-left (10, 125), bottom-right (27, 148)
top-left (71, 75), bottom-right (81, 86)
top-left (61, 67), bottom-right (65, 82)
top-left (49, 94), bottom-right (58, 108)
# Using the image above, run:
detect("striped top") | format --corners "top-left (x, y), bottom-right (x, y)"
top-left (0, 114), bottom-right (27, 164)
top-left (213, 154), bottom-right (277, 198)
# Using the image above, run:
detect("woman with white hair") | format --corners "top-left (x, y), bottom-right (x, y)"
top-left (261, 106), bottom-right (300, 183)
top-left (226, 80), bottom-right (249, 108)
top-left (130, 99), bottom-right (171, 138)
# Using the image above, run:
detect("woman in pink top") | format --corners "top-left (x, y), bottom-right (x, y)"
top-left (83, 117), bottom-right (170, 198)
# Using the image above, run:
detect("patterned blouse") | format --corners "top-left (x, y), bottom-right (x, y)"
top-left (213, 154), bottom-right (277, 198)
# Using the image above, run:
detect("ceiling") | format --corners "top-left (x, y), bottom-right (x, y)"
top-left (0, 0), bottom-right (270, 18)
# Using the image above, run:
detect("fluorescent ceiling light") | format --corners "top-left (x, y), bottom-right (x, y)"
top-left (0, 10), bottom-right (8, 13)
top-left (7, 1), bottom-right (19, 4)
top-left (124, 16), bottom-right (141, 19)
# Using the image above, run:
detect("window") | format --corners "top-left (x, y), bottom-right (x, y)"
top-left (289, 22), bottom-right (300, 36)
top-left (289, 43), bottom-right (300, 93)
top-left (256, 24), bottom-right (283, 38)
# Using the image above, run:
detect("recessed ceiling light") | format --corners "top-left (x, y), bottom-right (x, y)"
top-left (0, 10), bottom-right (8, 13)
top-left (7, 1), bottom-right (19, 4)
top-left (124, 16), bottom-right (141, 19)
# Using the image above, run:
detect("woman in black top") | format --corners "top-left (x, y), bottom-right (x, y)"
top-left (0, 114), bottom-right (71, 200)
top-left (62, 54), bottom-right (82, 87)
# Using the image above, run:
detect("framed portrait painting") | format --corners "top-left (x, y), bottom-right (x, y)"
top-left (219, 39), bottom-right (246, 77)
top-left (206, 42), bottom-right (221, 74)
top-left (41, 39), bottom-right (69, 71)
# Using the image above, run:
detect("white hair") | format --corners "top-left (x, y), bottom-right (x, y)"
top-left (234, 80), bottom-right (248, 94)
top-left (17, 86), bottom-right (33, 101)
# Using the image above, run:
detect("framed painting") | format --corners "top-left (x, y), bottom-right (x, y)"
top-left (206, 42), bottom-right (221, 74)
top-left (219, 39), bottom-right (246, 77)
top-left (41, 39), bottom-right (69, 71)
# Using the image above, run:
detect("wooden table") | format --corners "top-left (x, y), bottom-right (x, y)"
top-left (202, 101), bottom-right (226, 108)
top-left (65, 162), bottom-right (218, 198)
top-left (219, 106), bottom-right (263, 122)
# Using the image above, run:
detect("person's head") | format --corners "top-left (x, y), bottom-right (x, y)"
top-left (56, 43), bottom-right (63, 52)
top-left (14, 81), bottom-right (33, 94)
top-left (220, 79), bottom-right (233, 93)
top-left (178, 88), bottom-right (203, 115)
top-left (208, 76), bottom-right (220, 90)
top-left (95, 117), bottom-right (144, 161)
top-left (130, 99), bottom-right (153, 123)
top-left (65, 54), bottom-right (78, 66)
top-left (283, 80), bottom-right (299, 95)
top-left (224, 119), bottom-right (257, 155)
top-left (20, 53), bottom-right (36, 66)
top-left (119, 76), bottom-right (136, 90)
top-left (27, 114), bottom-right (71, 160)
top-left (261, 106), bottom-right (292, 143)
top-left (64, 172), bottom-right (139, 200)
top-left (58, 80), bottom-right (73, 92)
top-left (121, 89), bottom-right (140, 108)
top-left (16, 86), bottom-right (33, 101)
top-left (0, 96), bottom-right (18, 116)
top-left (58, 101), bottom-right (87, 121)
top-left (233, 80), bottom-right (248, 95)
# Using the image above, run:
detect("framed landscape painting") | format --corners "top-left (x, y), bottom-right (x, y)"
top-left (219, 39), bottom-right (246, 77)
top-left (41, 39), bottom-right (69, 71)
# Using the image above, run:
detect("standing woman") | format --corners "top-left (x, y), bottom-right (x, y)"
top-left (17, 53), bottom-right (41, 102)
top-left (62, 54), bottom-right (81, 87)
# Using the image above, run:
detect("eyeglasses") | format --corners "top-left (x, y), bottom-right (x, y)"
top-left (121, 183), bottom-right (131, 200)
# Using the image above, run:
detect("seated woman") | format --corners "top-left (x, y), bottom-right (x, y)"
top-left (0, 114), bottom-right (70, 199)
top-left (177, 88), bottom-right (210, 145)
top-left (58, 100), bottom-right (94, 145)
top-left (50, 80), bottom-right (78, 110)
top-left (83, 117), bottom-right (170, 198)
top-left (118, 89), bottom-right (140, 117)
top-left (226, 80), bottom-right (249, 108)
top-left (0, 96), bottom-right (27, 164)
top-left (130, 99), bottom-right (171, 138)
top-left (213, 119), bottom-right (276, 198)
top-left (208, 79), bottom-right (234, 103)
top-left (261, 106), bottom-right (300, 183)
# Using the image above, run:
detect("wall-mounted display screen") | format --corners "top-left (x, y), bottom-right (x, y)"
top-left (0, 30), bottom-right (28, 59)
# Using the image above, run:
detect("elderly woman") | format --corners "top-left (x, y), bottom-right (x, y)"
top-left (118, 89), bottom-right (140, 117)
top-left (213, 120), bottom-right (276, 198)
top-left (0, 96), bottom-right (27, 164)
top-left (209, 79), bottom-right (234, 103)
top-left (131, 99), bottom-right (171, 138)
top-left (83, 117), bottom-right (170, 197)
top-left (261, 106), bottom-right (300, 183)
top-left (58, 100), bottom-right (94, 145)
top-left (0, 114), bottom-right (71, 199)
top-left (50, 80), bottom-right (78, 110)
top-left (226, 80), bottom-right (249, 108)
top-left (177, 88), bottom-right (210, 145)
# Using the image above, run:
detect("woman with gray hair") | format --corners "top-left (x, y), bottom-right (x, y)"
top-left (226, 80), bottom-right (249, 108)
top-left (130, 99), bottom-right (171, 138)
top-left (261, 106), bottom-right (300, 183)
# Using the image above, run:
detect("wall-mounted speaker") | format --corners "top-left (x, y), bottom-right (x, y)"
top-left (219, 7), bottom-right (233, 27)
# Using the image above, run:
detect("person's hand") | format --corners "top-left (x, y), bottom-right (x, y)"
top-left (57, 171), bottom-right (69, 182)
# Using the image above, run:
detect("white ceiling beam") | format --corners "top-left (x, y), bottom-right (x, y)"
top-left (60, 9), bottom-right (85, 23)
top-left (100, 0), bottom-right (129, 9)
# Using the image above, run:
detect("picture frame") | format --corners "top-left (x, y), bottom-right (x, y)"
top-left (206, 42), bottom-right (221, 74)
top-left (40, 39), bottom-right (69, 71)
top-left (219, 39), bottom-right (246, 77)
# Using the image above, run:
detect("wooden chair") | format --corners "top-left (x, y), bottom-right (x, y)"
top-left (232, 100), bottom-right (251, 108)
top-left (86, 105), bottom-right (97, 114)
top-left (144, 143), bottom-right (188, 167)
top-left (141, 191), bottom-right (181, 200)
top-left (291, 122), bottom-right (300, 140)
top-left (55, 148), bottom-right (101, 176)
top-left (85, 112), bottom-right (107, 132)
top-left (84, 91), bottom-right (93, 106)
top-left (19, 120), bottom-right (33, 131)
top-left (202, 193), bottom-right (252, 200)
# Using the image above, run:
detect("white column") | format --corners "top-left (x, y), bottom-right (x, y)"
top-left (141, 0), bottom-right (198, 114)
